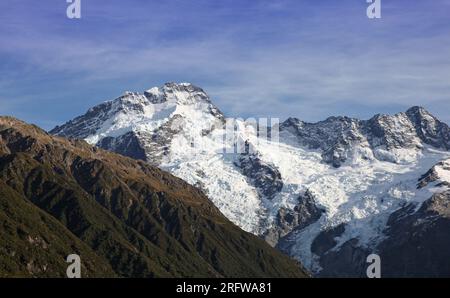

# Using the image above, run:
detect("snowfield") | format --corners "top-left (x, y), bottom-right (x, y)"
top-left (52, 83), bottom-right (450, 274)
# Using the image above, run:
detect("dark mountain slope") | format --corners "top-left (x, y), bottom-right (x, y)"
top-left (377, 191), bottom-right (450, 277)
top-left (0, 116), bottom-right (308, 278)
top-left (0, 179), bottom-right (117, 277)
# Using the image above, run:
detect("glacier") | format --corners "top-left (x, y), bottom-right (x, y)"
top-left (51, 82), bottom-right (450, 275)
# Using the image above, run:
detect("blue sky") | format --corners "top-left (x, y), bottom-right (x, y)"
top-left (1, 0), bottom-right (450, 129)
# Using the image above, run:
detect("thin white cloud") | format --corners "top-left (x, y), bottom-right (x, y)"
top-left (1, 0), bottom-right (450, 125)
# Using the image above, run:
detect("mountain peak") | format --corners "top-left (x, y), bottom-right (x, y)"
top-left (406, 106), bottom-right (433, 116)
top-left (164, 81), bottom-right (197, 89)
top-left (0, 116), bottom-right (50, 139)
top-left (406, 105), bottom-right (428, 114)
top-left (403, 106), bottom-right (450, 150)
top-left (144, 82), bottom-right (210, 105)
top-left (51, 82), bottom-right (224, 146)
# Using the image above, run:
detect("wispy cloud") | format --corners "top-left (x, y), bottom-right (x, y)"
top-left (1, 0), bottom-right (450, 127)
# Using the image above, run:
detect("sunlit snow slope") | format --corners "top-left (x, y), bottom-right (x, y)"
top-left (52, 83), bottom-right (450, 276)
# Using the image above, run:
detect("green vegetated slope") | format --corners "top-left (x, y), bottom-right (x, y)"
top-left (0, 116), bottom-right (309, 278)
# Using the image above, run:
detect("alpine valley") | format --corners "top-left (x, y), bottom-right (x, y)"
top-left (51, 82), bottom-right (450, 277)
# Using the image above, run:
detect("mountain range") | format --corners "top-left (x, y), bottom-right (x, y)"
top-left (0, 116), bottom-right (308, 277)
top-left (51, 82), bottom-right (450, 277)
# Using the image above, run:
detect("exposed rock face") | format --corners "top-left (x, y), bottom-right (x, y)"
top-left (280, 116), bottom-right (364, 168)
top-left (97, 131), bottom-right (147, 161)
top-left (406, 106), bottom-right (450, 149)
top-left (311, 224), bottom-right (346, 257)
top-left (281, 191), bottom-right (324, 234)
top-left (235, 153), bottom-right (283, 201)
top-left (266, 190), bottom-right (324, 247)
top-left (315, 238), bottom-right (370, 278)
top-left (377, 192), bottom-right (450, 277)
top-left (418, 160), bottom-right (450, 189)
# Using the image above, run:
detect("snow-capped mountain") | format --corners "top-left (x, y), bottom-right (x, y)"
top-left (51, 83), bottom-right (450, 277)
